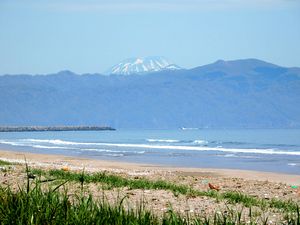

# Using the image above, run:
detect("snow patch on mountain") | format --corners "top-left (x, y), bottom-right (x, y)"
top-left (106, 56), bottom-right (182, 75)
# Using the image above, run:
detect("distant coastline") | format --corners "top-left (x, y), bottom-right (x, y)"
top-left (0, 126), bottom-right (115, 132)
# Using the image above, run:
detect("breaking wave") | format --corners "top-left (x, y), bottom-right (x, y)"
top-left (193, 140), bottom-right (208, 144)
top-left (146, 139), bottom-right (180, 143)
top-left (1, 139), bottom-right (299, 156)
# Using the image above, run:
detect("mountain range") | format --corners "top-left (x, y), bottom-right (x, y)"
top-left (1, 58), bottom-right (300, 129)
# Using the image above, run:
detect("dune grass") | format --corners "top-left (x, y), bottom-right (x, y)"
top-left (1, 179), bottom-right (298, 225)
top-left (0, 160), bottom-right (12, 166)
top-left (0, 174), bottom-right (254, 225)
top-left (0, 162), bottom-right (299, 224)
top-left (0, 182), bottom-right (161, 225)
top-left (31, 168), bottom-right (300, 212)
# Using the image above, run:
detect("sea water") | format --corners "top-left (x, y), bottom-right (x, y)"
top-left (0, 129), bottom-right (299, 174)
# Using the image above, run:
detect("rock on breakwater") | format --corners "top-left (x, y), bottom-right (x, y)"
top-left (0, 126), bottom-right (115, 132)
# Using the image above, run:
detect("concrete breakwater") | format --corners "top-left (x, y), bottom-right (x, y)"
top-left (0, 126), bottom-right (115, 132)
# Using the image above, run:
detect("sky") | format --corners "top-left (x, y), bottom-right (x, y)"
top-left (0, 0), bottom-right (300, 74)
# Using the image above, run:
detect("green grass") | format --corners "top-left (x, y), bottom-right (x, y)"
top-left (31, 168), bottom-right (300, 212)
top-left (0, 183), bottom-right (161, 224)
top-left (0, 166), bottom-right (299, 224)
top-left (0, 182), bottom-right (246, 225)
top-left (0, 160), bottom-right (12, 166)
top-left (1, 180), bottom-right (298, 225)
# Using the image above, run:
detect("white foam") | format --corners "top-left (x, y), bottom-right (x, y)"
top-left (181, 127), bottom-right (199, 130)
top-left (193, 140), bottom-right (208, 144)
top-left (2, 139), bottom-right (300, 156)
top-left (287, 163), bottom-right (297, 166)
top-left (105, 153), bottom-right (124, 157)
top-left (22, 139), bottom-right (77, 145)
top-left (0, 140), bottom-right (26, 146)
top-left (224, 154), bottom-right (236, 157)
top-left (0, 139), bottom-right (76, 149)
top-left (222, 154), bottom-right (260, 159)
top-left (146, 139), bottom-right (180, 143)
top-left (31, 145), bottom-right (74, 150)
top-left (90, 143), bottom-right (300, 156)
top-left (80, 148), bottom-right (145, 154)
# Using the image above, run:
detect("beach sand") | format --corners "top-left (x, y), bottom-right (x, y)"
top-left (1, 149), bottom-right (299, 223)
top-left (0, 149), bottom-right (299, 185)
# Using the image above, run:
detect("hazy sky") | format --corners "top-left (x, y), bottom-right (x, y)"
top-left (1, 0), bottom-right (300, 74)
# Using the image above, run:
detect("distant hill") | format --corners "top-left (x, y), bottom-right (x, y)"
top-left (1, 59), bottom-right (300, 129)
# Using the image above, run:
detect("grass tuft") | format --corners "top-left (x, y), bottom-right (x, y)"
top-left (0, 160), bottom-right (12, 166)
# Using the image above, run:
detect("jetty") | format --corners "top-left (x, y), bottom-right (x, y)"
top-left (0, 126), bottom-right (115, 132)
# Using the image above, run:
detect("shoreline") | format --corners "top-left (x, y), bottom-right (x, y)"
top-left (1, 149), bottom-right (300, 185)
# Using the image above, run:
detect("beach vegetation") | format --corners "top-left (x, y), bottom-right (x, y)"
top-left (0, 160), bottom-right (12, 166)
top-left (0, 164), bottom-right (299, 224)
top-left (30, 168), bottom-right (300, 212)
top-left (1, 180), bottom-right (299, 225)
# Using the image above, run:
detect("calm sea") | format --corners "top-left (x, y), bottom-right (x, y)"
top-left (0, 129), bottom-right (299, 174)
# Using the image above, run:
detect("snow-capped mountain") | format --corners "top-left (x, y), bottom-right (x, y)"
top-left (105, 56), bottom-right (182, 75)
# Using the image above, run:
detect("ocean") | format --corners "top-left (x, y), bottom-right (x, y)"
top-left (0, 129), bottom-right (299, 174)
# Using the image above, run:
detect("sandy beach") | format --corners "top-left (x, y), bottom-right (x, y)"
top-left (1, 148), bottom-right (300, 223)
top-left (1, 149), bottom-right (299, 185)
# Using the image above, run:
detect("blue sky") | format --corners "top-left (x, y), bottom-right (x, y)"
top-left (1, 0), bottom-right (300, 74)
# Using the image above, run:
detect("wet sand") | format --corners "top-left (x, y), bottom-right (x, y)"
top-left (1, 149), bottom-right (299, 185)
